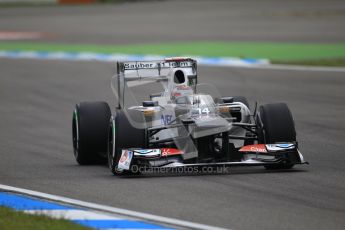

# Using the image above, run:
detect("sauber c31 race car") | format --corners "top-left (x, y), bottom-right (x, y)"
top-left (72, 58), bottom-right (308, 175)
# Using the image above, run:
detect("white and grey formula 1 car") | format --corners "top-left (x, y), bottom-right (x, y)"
top-left (72, 57), bottom-right (308, 175)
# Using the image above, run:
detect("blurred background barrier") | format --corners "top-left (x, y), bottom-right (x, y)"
top-left (0, 0), bottom-right (56, 3)
top-left (0, 0), bottom-right (96, 4)
top-left (59, 0), bottom-right (94, 3)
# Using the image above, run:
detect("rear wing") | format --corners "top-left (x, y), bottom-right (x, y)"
top-left (116, 58), bottom-right (198, 108)
top-left (117, 58), bottom-right (197, 80)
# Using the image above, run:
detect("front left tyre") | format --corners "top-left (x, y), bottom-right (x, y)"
top-left (256, 103), bottom-right (296, 170)
top-left (108, 109), bottom-right (146, 175)
top-left (72, 101), bottom-right (111, 165)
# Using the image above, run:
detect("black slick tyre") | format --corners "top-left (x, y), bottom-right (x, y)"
top-left (108, 109), bottom-right (146, 175)
top-left (256, 103), bottom-right (296, 170)
top-left (233, 96), bottom-right (250, 108)
top-left (72, 101), bottom-right (111, 165)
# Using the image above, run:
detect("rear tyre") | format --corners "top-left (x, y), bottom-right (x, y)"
top-left (108, 109), bottom-right (146, 175)
top-left (72, 101), bottom-right (111, 165)
top-left (233, 96), bottom-right (250, 109)
top-left (256, 103), bottom-right (296, 170)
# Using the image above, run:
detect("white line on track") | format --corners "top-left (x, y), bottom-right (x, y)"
top-left (0, 184), bottom-right (228, 230)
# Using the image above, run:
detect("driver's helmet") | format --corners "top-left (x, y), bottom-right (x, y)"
top-left (171, 85), bottom-right (193, 100)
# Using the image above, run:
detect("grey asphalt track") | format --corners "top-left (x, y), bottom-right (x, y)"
top-left (1, 1), bottom-right (345, 230)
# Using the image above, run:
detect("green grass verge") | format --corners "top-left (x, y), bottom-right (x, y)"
top-left (0, 206), bottom-right (91, 230)
top-left (1, 41), bottom-right (345, 66)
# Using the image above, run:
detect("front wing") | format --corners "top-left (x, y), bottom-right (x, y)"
top-left (117, 143), bottom-right (308, 171)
